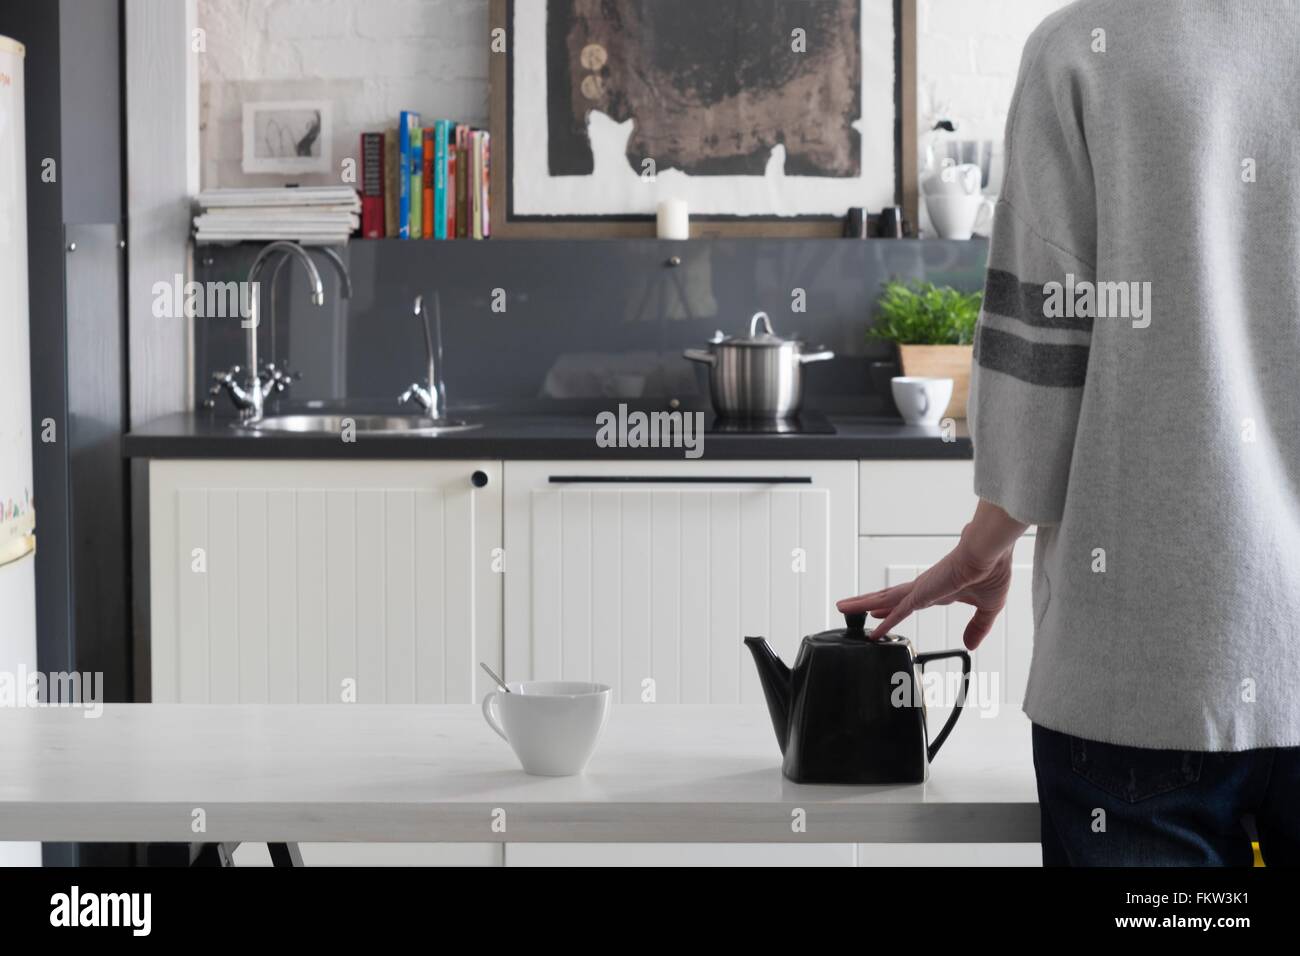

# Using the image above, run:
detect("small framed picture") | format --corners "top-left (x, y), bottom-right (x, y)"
top-left (242, 100), bottom-right (331, 174)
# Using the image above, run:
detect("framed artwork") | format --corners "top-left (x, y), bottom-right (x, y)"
top-left (241, 100), bottom-right (332, 175)
top-left (489, 0), bottom-right (917, 237)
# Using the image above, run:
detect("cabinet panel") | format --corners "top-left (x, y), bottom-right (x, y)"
top-left (149, 460), bottom-right (502, 705)
top-left (504, 461), bottom-right (858, 702)
top-left (860, 461), bottom-right (1036, 538)
top-left (296, 490), bottom-right (327, 703)
top-left (175, 488), bottom-right (209, 702)
top-left (325, 490), bottom-right (357, 704)
top-left (237, 490), bottom-right (270, 702)
top-left (267, 490), bottom-right (299, 702)
top-left (858, 536), bottom-right (1035, 714)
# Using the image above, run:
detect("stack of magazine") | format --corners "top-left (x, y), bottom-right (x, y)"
top-left (193, 187), bottom-right (361, 245)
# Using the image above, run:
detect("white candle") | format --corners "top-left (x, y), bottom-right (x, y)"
top-left (657, 199), bottom-right (690, 240)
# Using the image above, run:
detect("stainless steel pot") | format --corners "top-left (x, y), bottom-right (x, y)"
top-left (684, 312), bottom-right (834, 420)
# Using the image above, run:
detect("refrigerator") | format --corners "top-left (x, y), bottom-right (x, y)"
top-left (0, 34), bottom-right (39, 868)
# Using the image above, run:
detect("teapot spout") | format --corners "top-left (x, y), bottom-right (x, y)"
top-left (744, 636), bottom-right (792, 754)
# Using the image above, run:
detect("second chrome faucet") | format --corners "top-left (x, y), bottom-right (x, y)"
top-left (398, 293), bottom-right (447, 421)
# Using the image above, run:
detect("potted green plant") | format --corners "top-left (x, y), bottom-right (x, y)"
top-left (869, 279), bottom-right (983, 419)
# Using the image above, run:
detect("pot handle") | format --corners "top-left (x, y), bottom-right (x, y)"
top-left (683, 348), bottom-right (717, 366)
top-left (799, 349), bottom-right (835, 364)
top-left (750, 311), bottom-right (775, 336)
top-left (914, 648), bottom-right (971, 762)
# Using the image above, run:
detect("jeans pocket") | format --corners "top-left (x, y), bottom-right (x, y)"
top-left (1070, 736), bottom-right (1204, 804)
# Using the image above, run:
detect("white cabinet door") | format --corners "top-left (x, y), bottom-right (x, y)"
top-left (149, 459), bottom-right (505, 867)
top-left (503, 460), bottom-right (858, 703)
top-left (502, 460), bottom-right (857, 867)
top-left (150, 459), bottom-right (502, 705)
top-left (856, 535), bottom-right (1039, 867)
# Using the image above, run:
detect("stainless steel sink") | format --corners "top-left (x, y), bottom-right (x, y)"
top-left (241, 414), bottom-right (481, 436)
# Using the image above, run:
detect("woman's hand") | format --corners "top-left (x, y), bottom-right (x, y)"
top-left (836, 499), bottom-right (1030, 649)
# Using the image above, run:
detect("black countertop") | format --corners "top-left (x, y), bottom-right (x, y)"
top-left (123, 403), bottom-right (972, 461)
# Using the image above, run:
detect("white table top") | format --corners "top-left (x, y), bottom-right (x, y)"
top-left (0, 704), bottom-right (1038, 843)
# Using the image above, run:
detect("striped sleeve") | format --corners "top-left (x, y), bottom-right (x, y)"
top-left (969, 19), bottom-right (1097, 526)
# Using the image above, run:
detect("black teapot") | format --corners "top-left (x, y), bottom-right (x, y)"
top-left (744, 612), bottom-right (971, 784)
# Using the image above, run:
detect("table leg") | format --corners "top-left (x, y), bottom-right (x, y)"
top-left (191, 842), bottom-right (238, 867)
top-left (267, 842), bottom-right (304, 867)
top-left (189, 842), bottom-right (303, 866)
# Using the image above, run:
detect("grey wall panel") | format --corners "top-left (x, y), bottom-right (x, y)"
top-left (64, 223), bottom-right (130, 701)
top-left (194, 238), bottom-right (990, 415)
top-left (58, 0), bottom-right (122, 225)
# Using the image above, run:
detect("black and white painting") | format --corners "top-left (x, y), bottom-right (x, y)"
top-left (242, 100), bottom-right (331, 175)
top-left (510, 0), bottom-right (896, 220)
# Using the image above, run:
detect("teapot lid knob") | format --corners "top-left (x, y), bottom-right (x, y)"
top-left (844, 612), bottom-right (868, 636)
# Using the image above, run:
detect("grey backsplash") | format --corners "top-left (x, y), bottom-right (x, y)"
top-left (193, 238), bottom-right (989, 416)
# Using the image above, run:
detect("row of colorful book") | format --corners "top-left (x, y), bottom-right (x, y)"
top-left (360, 113), bottom-right (490, 240)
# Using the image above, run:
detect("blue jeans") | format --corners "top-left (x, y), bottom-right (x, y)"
top-left (1032, 724), bottom-right (1300, 866)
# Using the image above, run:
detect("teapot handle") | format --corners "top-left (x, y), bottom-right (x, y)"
top-left (914, 648), bottom-right (972, 762)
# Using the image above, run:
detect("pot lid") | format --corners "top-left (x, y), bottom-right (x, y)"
top-left (715, 312), bottom-right (795, 348)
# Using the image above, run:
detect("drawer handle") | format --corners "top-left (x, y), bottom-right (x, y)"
top-left (547, 476), bottom-right (813, 485)
top-left (471, 470), bottom-right (490, 488)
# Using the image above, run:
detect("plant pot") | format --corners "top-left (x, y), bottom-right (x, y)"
top-left (896, 344), bottom-right (973, 419)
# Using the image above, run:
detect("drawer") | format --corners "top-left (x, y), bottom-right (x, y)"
top-left (859, 461), bottom-right (978, 536)
top-left (860, 461), bottom-right (1035, 537)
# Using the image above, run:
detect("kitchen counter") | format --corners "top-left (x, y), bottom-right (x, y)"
top-left (0, 704), bottom-right (1035, 843)
top-left (123, 407), bottom-right (972, 461)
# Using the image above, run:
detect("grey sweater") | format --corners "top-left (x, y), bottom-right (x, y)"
top-left (969, 0), bottom-right (1300, 751)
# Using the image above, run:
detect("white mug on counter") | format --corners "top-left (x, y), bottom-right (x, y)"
top-left (891, 376), bottom-right (954, 427)
top-left (482, 681), bottom-right (612, 776)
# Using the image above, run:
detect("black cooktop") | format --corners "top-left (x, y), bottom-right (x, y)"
top-left (706, 411), bottom-right (837, 435)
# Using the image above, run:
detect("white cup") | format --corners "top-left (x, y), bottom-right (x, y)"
top-left (482, 681), bottom-right (612, 776)
top-left (926, 193), bottom-right (995, 240)
top-left (891, 376), bottom-right (954, 426)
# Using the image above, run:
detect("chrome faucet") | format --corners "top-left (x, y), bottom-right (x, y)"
top-left (208, 241), bottom-right (328, 423)
top-left (398, 293), bottom-right (446, 420)
top-left (260, 245), bottom-right (352, 393)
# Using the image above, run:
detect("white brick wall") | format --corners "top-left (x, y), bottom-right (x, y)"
top-left (918, 0), bottom-right (1071, 148)
top-left (198, 0), bottom-right (1071, 190)
top-left (198, 0), bottom-right (490, 188)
